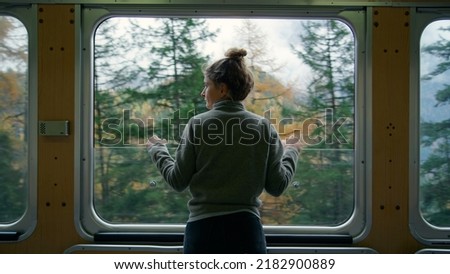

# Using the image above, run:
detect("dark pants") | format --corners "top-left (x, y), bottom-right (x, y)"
top-left (183, 212), bottom-right (267, 254)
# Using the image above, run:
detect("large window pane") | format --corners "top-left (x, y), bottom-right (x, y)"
top-left (420, 20), bottom-right (450, 227)
top-left (93, 17), bottom-right (355, 226)
top-left (0, 15), bottom-right (28, 224)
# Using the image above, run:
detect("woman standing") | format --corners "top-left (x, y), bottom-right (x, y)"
top-left (147, 48), bottom-right (301, 253)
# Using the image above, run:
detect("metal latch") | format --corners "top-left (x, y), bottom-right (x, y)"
top-left (39, 120), bottom-right (70, 136)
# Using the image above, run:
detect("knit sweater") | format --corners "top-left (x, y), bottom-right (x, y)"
top-left (148, 100), bottom-right (299, 222)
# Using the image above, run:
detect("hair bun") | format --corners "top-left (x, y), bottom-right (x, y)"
top-left (225, 48), bottom-right (247, 60)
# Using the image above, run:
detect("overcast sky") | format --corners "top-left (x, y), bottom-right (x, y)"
top-left (203, 18), bottom-right (315, 94)
top-left (94, 17), bottom-right (450, 119)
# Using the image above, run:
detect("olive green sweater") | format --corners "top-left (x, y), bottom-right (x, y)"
top-left (148, 100), bottom-right (299, 222)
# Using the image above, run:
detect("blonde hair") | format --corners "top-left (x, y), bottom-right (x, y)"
top-left (204, 48), bottom-right (254, 101)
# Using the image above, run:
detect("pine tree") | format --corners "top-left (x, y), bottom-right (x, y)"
top-left (138, 18), bottom-right (214, 141)
top-left (290, 20), bottom-right (355, 225)
top-left (93, 17), bottom-right (214, 223)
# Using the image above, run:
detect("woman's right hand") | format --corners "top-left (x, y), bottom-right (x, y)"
top-left (284, 134), bottom-right (303, 152)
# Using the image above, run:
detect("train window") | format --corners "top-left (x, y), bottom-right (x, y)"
top-left (0, 6), bottom-right (37, 240)
top-left (411, 9), bottom-right (450, 244)
top-left (77, 6), bottom-right (368, 241)
top-left (420, 20), bottom-right (450, 225)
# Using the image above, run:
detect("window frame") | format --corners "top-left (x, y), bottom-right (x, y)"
top-left (409, 7), bottom-right (450, 245)
top-left (75, 4), bottom-right (370, 243)
top-left (0, 4), bottom-right (38, 241)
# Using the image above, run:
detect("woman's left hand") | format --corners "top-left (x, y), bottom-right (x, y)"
top-left (147, 135), bottom-right (168, 150)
